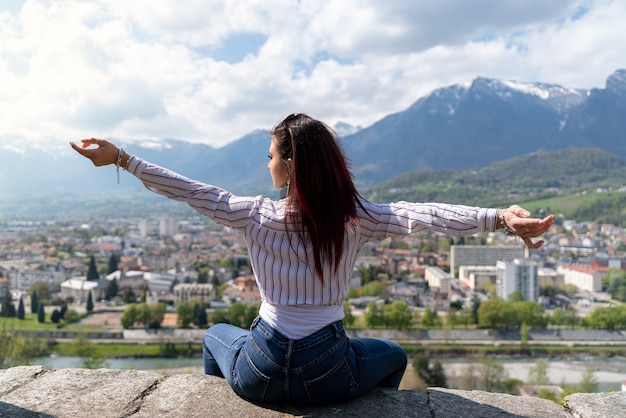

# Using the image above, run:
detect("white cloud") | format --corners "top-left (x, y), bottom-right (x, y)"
top-left (0, 0), bottom-right (623, 148)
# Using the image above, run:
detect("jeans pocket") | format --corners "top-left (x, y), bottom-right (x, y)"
top-left (303, 357), bottom-right (358, 405)
top-left (232, 347), bottom-right (271, 403)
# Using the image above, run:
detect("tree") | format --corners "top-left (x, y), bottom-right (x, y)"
top-left (30, 291), bottom-right (38, 314)
top-left (50, 309), bottom-right (61, 324)
top-left (193, 302), bottom-right (208, 328)
top-left (147, 303), bottom-right (166, 329)
top-left (421, 307), bottom-right (438, 328)
top-left (29, 281), bottom-right (52, 305)
top-left (579, 366), bottom-right (599, 393)
top-left (605, 269), bottom-right (626, 302)
top-left (86, 292), bottom-right (94, 313)
top-left (0, 329), bottom-right (23, 369)
top-left (107, 253), bottom-right (120, 274)
top-left (587, 304), bottom-right (626, 330)
top-left (551, 307), bottom-right (580, 329)
top-left (73, 335), bottom-right (107, 369)
top-left (364, 302), bottom-right (384, 327)
top-left (121, 286), bottom-right (136, 304)
top-left (459, 363), bottom-right (481, 390)
top-left (527, 359), bottom-right (550, 385)
top-left (511, 301), bottom-right (546, 328)
top-left (209, 308), bottom-right (229, 325)
top-left (481, 359), bottom-right (508, 392)
top-left (105, 278), bottom-right (119, 300)
top-left (537, 388), bottom-right (559, 402)
top-left (343, 302), bottom-right (356, 327)
top-left (176, 301), bottom-right (194, 328)
top-left (0, 289), bottom-right (16, 317)
top-left (37, 303), bottom-right (45, 323)
top-left (386, 301), bottom-right (412, 329)
top-left (507, 291), bottom-right (524, 302)
top-left (87, 255), bottom-right (99, 281)
top-left (227, 302), bottom-right (258, 329)
top-left (196, 268), bottom-right (209, 284)
top-left (470, 297), bottom-right (481, 325)
top-left (134, 302), bottom-right (166, 329)
top-left (413, 354), bottom-right (447, 388)
top-left (60, 303), bottom-right (68, 319)
top-left (539, 281), bottom-right (557, 298)
top-left (121, 304), bottom-right (138, 329)
top-left (520, 321), bottom-right (529, 346)
top-left (477, 298), bottom-right (516, 329)
top-left (17, 296), bottom-right (25, 320)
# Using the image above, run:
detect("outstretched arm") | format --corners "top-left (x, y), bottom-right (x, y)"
top-left (358, 201), bottom-right (553, 250)
top-left (496, 205), bottom-right (554, 249)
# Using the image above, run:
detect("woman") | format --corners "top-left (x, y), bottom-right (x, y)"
top-left (70, 113), bottom-right (553, 405)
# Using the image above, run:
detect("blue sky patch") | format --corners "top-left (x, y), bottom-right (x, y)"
top-left (198, 32), bottom-right (267, 63)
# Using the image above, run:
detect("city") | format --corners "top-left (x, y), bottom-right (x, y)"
top-left (1, 212), bottom-right (624, 323)
top-left (2, 210), bottom-right (626, 399)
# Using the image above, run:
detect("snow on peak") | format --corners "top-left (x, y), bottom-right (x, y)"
top-left (500, 80), bottom-right (551, 99)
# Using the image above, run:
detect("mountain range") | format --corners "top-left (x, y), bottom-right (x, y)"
top-left (1, 69), bottom-right (625, 217)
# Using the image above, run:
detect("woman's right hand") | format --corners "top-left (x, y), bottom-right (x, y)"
top-left (69, 138), bottom-right (119, 167)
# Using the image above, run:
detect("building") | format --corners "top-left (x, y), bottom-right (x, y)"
top-left (138, 219), bottom-right (151, 237)
top-left (139, 253), bottom-right (177, 272)
top-left (458, 265), bottom-right (497, 291)
top-left (0, 277), bottom-right (9, 297)
top-left (231, 275), bottom-right (262, 305)
top-left (4, 264), bottom-right (66, 292)
top-left (106, 270), bottom-right (150, 295)
top-left (496, 259), bottom-right (539, 302)
top-left (537, 267), bottom-right (563, 288)
top-left (450, 245), bottom-right (526, 276)
top-left (424, 266), bottom-right (451, 295)
top-left (59, 277), bottom-right (107, 302)
top-left (556, 264), bottom-right (606, 292)
top-left (173, 283), bottom-right (215, 305)
top-left (390, 281), bottom-right (420, 307)
top-left (159, 218), bottom-right (177, 237)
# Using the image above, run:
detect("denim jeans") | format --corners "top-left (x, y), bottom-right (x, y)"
top-left (202, 316), bottom-right (407, 405)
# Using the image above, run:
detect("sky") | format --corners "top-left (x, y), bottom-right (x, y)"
top-left (0, 0), bottom-right (624, 150)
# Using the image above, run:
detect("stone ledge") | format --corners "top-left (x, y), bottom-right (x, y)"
top-left (0, 366), bottom-right (624, 417)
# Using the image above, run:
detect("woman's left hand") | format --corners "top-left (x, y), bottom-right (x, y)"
top-left (501, 205), bottom-right (555, 249)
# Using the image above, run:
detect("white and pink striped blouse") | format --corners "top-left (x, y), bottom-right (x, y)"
top-left (126, 156), bottom-right (499, 338)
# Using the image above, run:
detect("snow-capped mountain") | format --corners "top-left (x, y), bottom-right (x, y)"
top-left (1, 69), bottom-right (626, 215)
top-left (341, 69), bottom-right (625, 185)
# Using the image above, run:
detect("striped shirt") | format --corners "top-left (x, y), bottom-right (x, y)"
top-left (126, 156), bottom-right (499, 338)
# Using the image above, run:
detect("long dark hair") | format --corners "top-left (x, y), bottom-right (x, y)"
top-left (272, 113), bottom-right (366, 281)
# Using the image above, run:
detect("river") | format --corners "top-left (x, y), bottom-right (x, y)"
top-left (35, 355), bottom-right (626, 392)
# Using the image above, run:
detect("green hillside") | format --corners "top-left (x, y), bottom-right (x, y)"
top-left (364, 147), bottom-right (626, 225)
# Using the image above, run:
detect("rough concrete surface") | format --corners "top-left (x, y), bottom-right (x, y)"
top-left (0, 366), bottom-right (624, 417)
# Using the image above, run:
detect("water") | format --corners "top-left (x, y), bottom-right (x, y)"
top-left (36, 356), bottom-right (200, 372)
top-left (37, 355), bottom-right (626, 392)
top-left (401, 356), bottom-right (626, 392)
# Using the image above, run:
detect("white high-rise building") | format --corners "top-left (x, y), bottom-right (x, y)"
top-left (450, 245), bottom-right (526, 276)
top-left (496, 259), bottom-right (539, 301)
top-left (138, 218), bottom-right (150, 237)
top-left (159, 218), bottom-right (177, 237)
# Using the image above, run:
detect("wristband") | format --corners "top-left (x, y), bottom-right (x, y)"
top-left (116, 147), bottom-right (124, 184)
top-left (499, 211), bottom-right (516, 236)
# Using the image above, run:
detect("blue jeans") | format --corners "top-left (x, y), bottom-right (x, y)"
top-left (202, 317), bottom-right (407, 405)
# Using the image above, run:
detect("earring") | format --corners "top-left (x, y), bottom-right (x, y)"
top-left (286, 179), bottom-right (291, 196)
